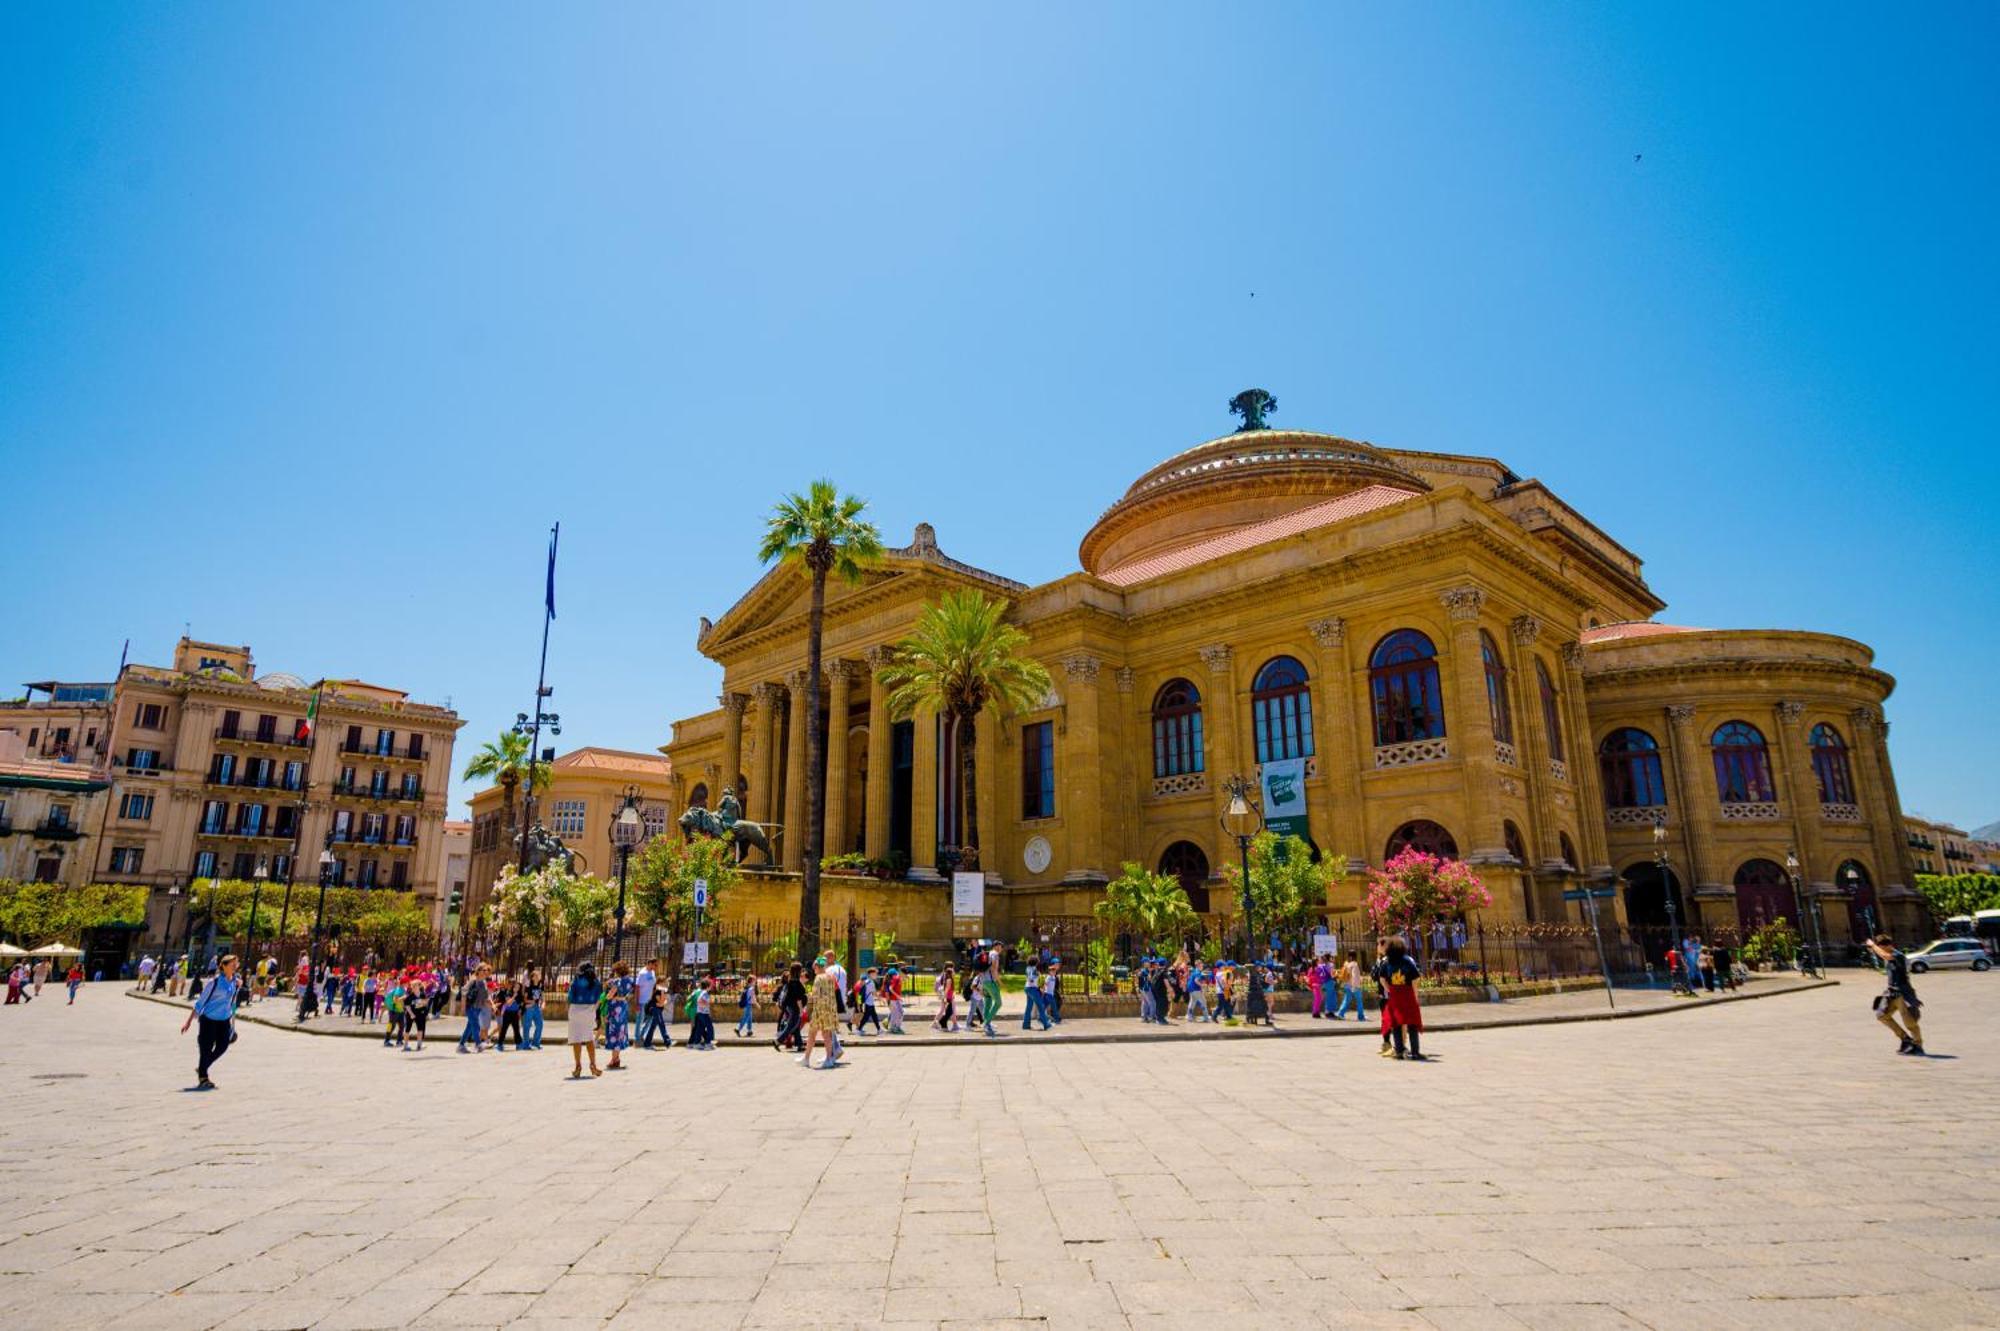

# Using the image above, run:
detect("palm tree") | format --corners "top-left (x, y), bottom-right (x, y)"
top-left (758, 480), bottom-right (884, 962)
top-left (461, 731), bottom-right (550, 855)
top-left (1096, 862), bottom-right (1198, 958)
top-left (880, 589), bottom-right (1053, 872)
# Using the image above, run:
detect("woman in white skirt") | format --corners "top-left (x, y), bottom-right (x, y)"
top-left (566, 961), bottom-right (604, 1078)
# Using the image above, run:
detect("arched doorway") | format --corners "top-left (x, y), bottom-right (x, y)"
top-left (1386, 820), bottom-right (1458, 860)
top-left (1158, 841), bottom-right (1211, 913)
top-left (1621, 861), bottom-right (1686, 932)
top-left (1838, 860), bottom-right (1878, 941)
top-left (1734, 858), bottom-right (1794, 934)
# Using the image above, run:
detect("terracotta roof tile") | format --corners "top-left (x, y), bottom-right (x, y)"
top-left (1578, 622), bottom-right (1699, 644)
top-left (1097, 484), bottom-right (1421, 587)
top-left (551, 747), bottom-right (674, 774)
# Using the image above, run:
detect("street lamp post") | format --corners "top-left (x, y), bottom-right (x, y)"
top-left (1651, 820), bottom-right (1684, 985)
top-left (1220, 774), bottom-right (1268, 1024)
top-left (180, 876), bottom-right (202, 983)
top-left (156, 881), bottom-right (182, 992)
top-left (1785, 847), bottom-right (1824, 978)
top-left (609, 786), bottom-right (644, 968)
top-left (247, 860), bottom-right (268, 964)
top-left (310, 837), bottom-right (336, 982)
top-left (1846, 863), bottom-right (1871, 944)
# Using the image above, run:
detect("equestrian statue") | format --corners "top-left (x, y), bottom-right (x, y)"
top-left (679, 787), bottom-right (782, 865)
top-left (519, 823), bottom-right (581, 874)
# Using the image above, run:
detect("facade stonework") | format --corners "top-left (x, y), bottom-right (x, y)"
top-left (663, 417), bottom-right (1924, 944)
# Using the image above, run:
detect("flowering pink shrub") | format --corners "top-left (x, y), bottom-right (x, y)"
top-left (1364, 848), bottom-right (1491, 937)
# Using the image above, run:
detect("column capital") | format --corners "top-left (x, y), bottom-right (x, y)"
top-left (1439, 585), bottom-right (1485, 623)
top-left (702, 761), bottom-right (720, 783)
top-left (1666, 702), bottom-right (1698, 726)
top-left (1559, 641), bottom-right (1585, 669)
top-left (864, 644), bottom-right (897, 669)
top-left (784, 668), bottom-right (812, 692)
top-left (1308, 617), bottom-right (1345, 648)
top-left (1776, 700), bottom-right (1807, 724)
top-left (1509, 614), bottom-right (1541, 646)
top-left (1060, 653), bottom-right (1101, 682)
top-left (1198, 643), bottom-right (1233, 674)
top-left (1849, 705), bottom-right (1881, 734)
top-left (720, 691), bottom-right (749, 716)
top-left (827, 658), bottom-right (862, 683)
top-left (751, 681), bottom-right (784, 706)
top-left (1114, 666), bottom-right (1136, 694)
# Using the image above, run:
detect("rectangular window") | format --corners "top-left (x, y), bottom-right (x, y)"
top-left (359, 859), bottom-right (378, 888)
top-left (126, 748), bottom-right (159, 772)
top-left (361, 812), bottom-right (386, 843)
top-left (210, 753), bottom-right (237, 785)
top-left (47, 804), bottom-right (72, 829)
top-left (255, 714), bottom-right (276, 742)
top-left (332, 809), bottom-right (353, 840)
top-left (642, 803), bottom-right (669, 839)
top-left (219, 709), bottom-right (241, 739)
top-left (275, 805), bottom-right (298, 836)
top-left (135, 703), bottom-right (164, 730)
top-left (86, 728), bottom-right (97, 749)
top-left (284, 761), bottom-right (304, 791)
top-left (1021, 721), bottom-right (1055, 819)
top-left (375, 729), bottom-right (394, 756)
top-left (271, 853), bottom-right (291, 880)
top-left (345, 724), bottom-right (363, 752)
top-left (232, 853), bottom-right (255, 878)
top-left (393, 814), bottom-right (415, 844)
top-left (238, 804), bottom-right (266, 835)
top-left (406, 734), bottom-right (424, 761)
top-left (120, 792), bottom-right (154, 820)
top-left (401, 772), bottom-right (420, 798)
top-left (194, 850), bottom-right (218, 878)
top-left (200, 800), bottom-right (228, 834)
top-left (553, 800), bottom-right (587, 837)
top-left (390, 860), bottom-right (408, 889)
top-left (370, 769), bottom-right (389, 797)
top-left (109, 846), bottom-right (145, 874)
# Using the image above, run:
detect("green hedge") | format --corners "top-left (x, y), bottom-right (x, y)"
top-left (0, 881), bottom-right (150, 947)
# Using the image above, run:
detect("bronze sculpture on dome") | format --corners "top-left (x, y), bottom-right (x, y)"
top-left (1228, 388), bottom-right (1276, 431)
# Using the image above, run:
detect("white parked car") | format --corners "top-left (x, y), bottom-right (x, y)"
top-left (1908, 939), bottom-right (1993, 973)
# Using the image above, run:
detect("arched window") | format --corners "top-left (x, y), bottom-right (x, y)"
top-left (1599, 728), bottom-right (1667, 809)
top-left (1386, 820), bottom-right (1458, 861)
top-left (1559, 832), bottom-right (1579, 873)
top-left (1370, 629), bottom-right (1445, 745)
top-left (1158, 841), bottom-right (1211, 913)
top-left (1503, 820), bottom-right (1528, 866)
top-left (1810, 723), bottom-right (1855, 805)
top-left (1151, 679), bottom-right (1205, 779)
top-left (1536, 658), bottom-right (1566, 762)
top-left (1251, 656), bottom-right (1314, 763)
top-left (687, 782), bottom-right (710, 810)
top-left (1733, 858), bottom-right (1793, 933)
top-left (1481, 632), bottom-right (1513, 744)
top-left (1837, 860), bottom-right (1878, 941)
top-left (1711, 722), bottom-right (1776, 804)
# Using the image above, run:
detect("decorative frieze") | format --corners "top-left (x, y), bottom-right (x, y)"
top-left (1375, 738), bottom-right (1449, 768)
top-left (1605, 806), bottom-right (1665, 827)
top-left (1820, 802), bottom-right (1863, 823)
top-left (1509, 615), bottom-right (1541, 646)
top-left (1719, 801), bottom-right (1781, 822)
top-left (1494, 740), bottom-right (1519, 767)
top-left (1060, 654), bottom-right (1101, 682)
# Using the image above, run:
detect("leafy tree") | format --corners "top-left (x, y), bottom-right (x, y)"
top-left (1363, 848), bottom-right (1491, 939)
top-left (547, 871), bottom-right (615, 954)
top-left (629, 832), bottom-right (738, 939)
top-left (1095, 862), bottom-right (1198, 953)
top-left (461, 730), bottom-right (551, 851)
top-left (758, 479), bottom-right (884, 963)
top-left (880, 589), bottom-right (1053, 876)
top-left (1915, 872), bottom-right (2000, 921)
top-left (0, 881), bottom-right (149, 946)
top-left (1220, 831), bottom-right (1341, 940)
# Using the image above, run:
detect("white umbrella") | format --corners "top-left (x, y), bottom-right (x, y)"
top-left (0, 942), bottom-right (26, 957)
top-left (31, 942), bottom-right (82, 956)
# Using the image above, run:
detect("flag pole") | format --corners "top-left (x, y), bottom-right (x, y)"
top-left (515, 523), bottom-right (559, 890)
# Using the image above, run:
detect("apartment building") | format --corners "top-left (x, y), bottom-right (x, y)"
top-left (0, 730), bottom-right (110, 885)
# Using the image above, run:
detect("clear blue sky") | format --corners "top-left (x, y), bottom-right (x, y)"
top-left (4, 5), bottom-right (1995, 831)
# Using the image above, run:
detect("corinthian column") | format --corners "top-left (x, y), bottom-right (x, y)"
top-left (1665, 703), bottom-right (1721, 891)
top-left (823, 662), bottom-right (856, 860)
top-left (1060, 653), bottom-right (1107, 883)
top-left (749, 682), bottom-right (780, 824)
top-left (909, 701), bottom-right (939, 881)
top-left (1439, 587), bottom-right (1505, 862)
top-left (1307, 618), bottom-right (1365, 871)
top-left (783, 670), bottom-right (809, 871)
top-left (1848, 707), bottom-right (1912, 892)
top-left (863, 646), bottom-right (894, 862)
top-left (718, 691), bottom-right (747, 809)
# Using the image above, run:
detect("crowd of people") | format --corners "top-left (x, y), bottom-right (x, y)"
top-left (5, 958), bottom-right (86, 1005)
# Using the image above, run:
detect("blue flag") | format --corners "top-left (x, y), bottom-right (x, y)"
top-left (544, 522), bottom-right (559, 620)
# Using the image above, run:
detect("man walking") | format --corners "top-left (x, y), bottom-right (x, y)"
top-left (1865, 933), bottom-right (1924, 1056)
top-left (1021, 960), bottom-right (1044, 1030)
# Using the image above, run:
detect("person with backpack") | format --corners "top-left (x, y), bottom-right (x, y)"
top-left (736, 972), bottom-right (758, 1039)
top-left (1374, 936), bottom-right (1426, 1061)
top-left (180, 954), bottom-right (242, 1090)
top-left (689, 976), bottom-right (717, 1050)
top-left (775, 962), bottom-right (807, 1051)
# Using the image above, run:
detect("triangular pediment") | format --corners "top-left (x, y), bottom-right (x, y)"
top-left (697, 524), bottom-right (1027, 660)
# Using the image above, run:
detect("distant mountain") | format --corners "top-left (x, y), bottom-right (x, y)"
top-left (1974, 820), bottom-right (2000, 842)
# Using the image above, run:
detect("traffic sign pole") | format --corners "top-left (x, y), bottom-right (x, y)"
top-left (1581, 885), bottom-right (1616, 1011)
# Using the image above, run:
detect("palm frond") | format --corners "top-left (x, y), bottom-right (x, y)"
top-left (758, 479), bottom-right (883, 582)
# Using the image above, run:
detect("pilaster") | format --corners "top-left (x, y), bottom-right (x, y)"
top-left (718, 691), bottom-right (747, 810)
top-left (823, 663), bottom-right (856, 861)
top-left (863, 647), bottom-right (894, 862)
top-left (1665, 703), bottom-right (1722, 891)
top-left (749, 682), bottom-right (780, 825)
top-left (1439, 587), bottom-right (1506, 862)
top-left (1307, 618), bottom-right (1365, 871)
top-left (908, 701), bottom-right (939, 881)
top-left (1059, 653), bottom-right (1108, 884)
top-left (782, 670), bottom-right (809, 871)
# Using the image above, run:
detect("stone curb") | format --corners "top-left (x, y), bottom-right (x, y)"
top-left (126, 977), bottom-right (1838, 1048)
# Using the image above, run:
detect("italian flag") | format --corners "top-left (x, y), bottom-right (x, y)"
top-left (295, 687), bottom-right (320, 743)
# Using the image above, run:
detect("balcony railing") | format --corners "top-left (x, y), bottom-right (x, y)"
top-left (338, 742), bottom-right (428, 763)
top-left (330, 781), bottom-right (425, 802)
top-left (34, 819), bottom-right (82, 840)
top-left (205, 772), bottom-right (306, 793)
top-left (214, 727), bottom-right (309, 749)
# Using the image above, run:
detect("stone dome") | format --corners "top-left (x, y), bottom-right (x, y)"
top-left (1079, 428), bottom-right (1429, 576)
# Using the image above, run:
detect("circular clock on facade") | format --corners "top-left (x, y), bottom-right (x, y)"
top-left (1023, 835), bottom-right (1052, 875)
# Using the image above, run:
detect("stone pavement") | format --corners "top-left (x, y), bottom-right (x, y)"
top-left (1, 973), bottom-right (1996, 1330)
top-left (140, 971), bottom-right (1828, 1047)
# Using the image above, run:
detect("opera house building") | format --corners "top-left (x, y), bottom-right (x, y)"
top-left (663, 397), bottom-right (1921, 947)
